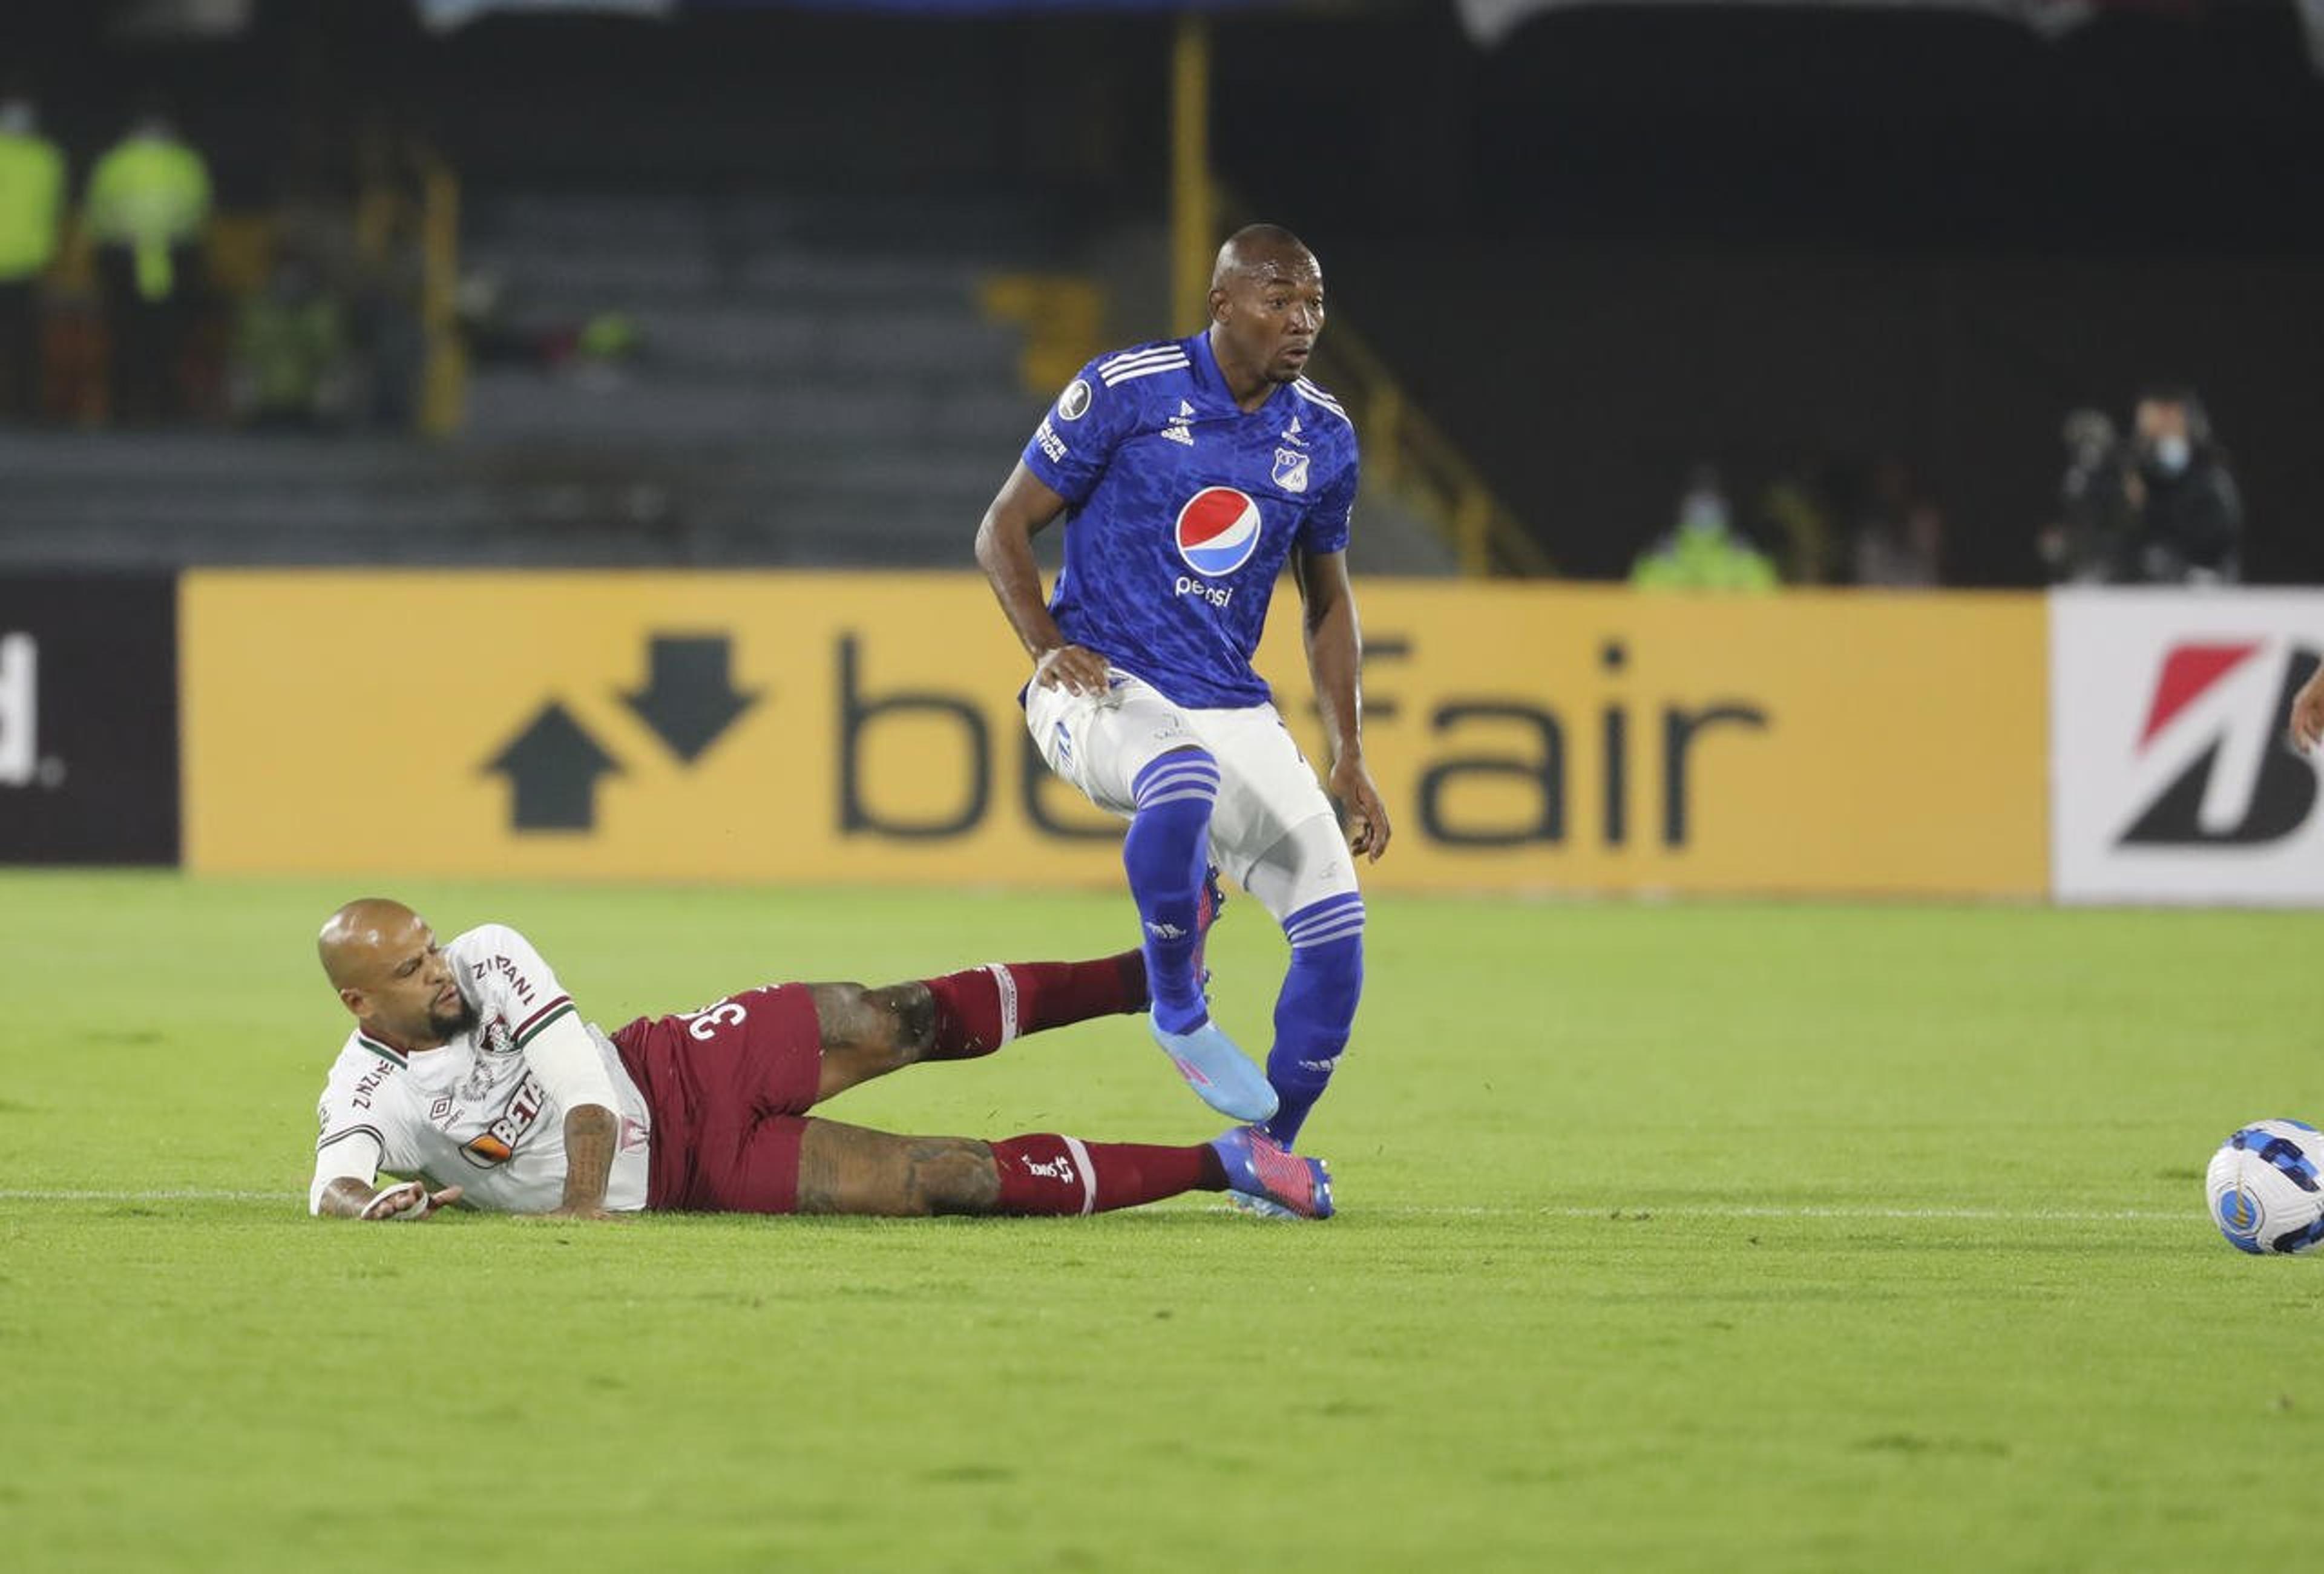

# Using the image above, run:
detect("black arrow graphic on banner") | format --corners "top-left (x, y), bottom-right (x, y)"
top-left (483, 703), bottom-right (622, 831)
top-left (621, 635), bottom-right (761, 764)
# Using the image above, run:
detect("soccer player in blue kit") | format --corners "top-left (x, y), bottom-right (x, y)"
top-left (974, 225), bottom-right (1389, 1207)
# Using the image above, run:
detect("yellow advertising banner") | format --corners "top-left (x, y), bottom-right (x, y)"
top-left (182, 573), bottom-right (2046, 896)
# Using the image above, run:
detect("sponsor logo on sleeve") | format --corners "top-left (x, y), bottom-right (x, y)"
top-left (472, 953), bottom-right (538, 1011)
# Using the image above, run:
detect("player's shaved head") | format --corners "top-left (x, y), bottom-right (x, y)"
top-left (320, 897), bottom-right (471, 1046)
top-left (1212, 223), bottom-right (1317, 290)
top-left (1205, 223), bottom-right (1325, 401)
top-left (318, 897), bottom-right (422, 991)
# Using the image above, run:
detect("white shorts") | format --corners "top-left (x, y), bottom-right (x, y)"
top-left (1023, 669), bottom-right (1360, 923)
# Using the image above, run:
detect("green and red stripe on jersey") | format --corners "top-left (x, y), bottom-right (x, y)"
top-left (512, 996), bottom-right (576, 1049)
top-left (355, 1033), bottom-right (407, 1067)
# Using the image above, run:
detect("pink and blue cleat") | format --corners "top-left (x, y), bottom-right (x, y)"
top-left (1151, 864), bottom-right (1276, 1122)
top-left (1210, 1124), bottom-right (1334, 1220)
top-left (1151, 1017), bottom-right (1278, 1123)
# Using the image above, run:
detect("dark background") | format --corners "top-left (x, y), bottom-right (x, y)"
top-left (0, 575), bottom-right (180, 864)
top-left (8, 0), bottom-right (2319, 583)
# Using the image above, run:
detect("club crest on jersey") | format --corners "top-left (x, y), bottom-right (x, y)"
top-left (1056, 379), bottom-right (1092, 421)
top-left (1273, 448), bottom-right (1310, 494)
top-left (1175, 487), bottom-right (1263, 578)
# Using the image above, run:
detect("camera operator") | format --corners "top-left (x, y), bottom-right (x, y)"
top-left (2123, 385), bottom-right (2242, 585)
top-left (2038, 407), bottom-right (2132, 583)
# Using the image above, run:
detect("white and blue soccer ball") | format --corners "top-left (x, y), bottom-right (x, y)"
top-left (2207, 1120), bottom-right (2324, 1255)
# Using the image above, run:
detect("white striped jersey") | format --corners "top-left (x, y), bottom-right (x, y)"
top-left (309, 925), bottom-right (652, 1214)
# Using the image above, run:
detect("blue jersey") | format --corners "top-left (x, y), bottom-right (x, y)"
top-left (1020, 330), bottom-right (1359, 710)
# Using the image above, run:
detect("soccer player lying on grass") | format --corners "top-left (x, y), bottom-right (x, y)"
top-left (308, 899), bottom-right (1331, 1224)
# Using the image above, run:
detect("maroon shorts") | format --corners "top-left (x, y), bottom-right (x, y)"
top-left (611, 983), bottom-right (824, 1214)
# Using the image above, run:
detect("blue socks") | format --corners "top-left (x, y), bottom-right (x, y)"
top-left (1124, 750), bottom-right (1221, 1035)
top-left (1126, 753), bottom-right (1364, 1143)
top-left (1264, 892), bottom-right (1365, 1148)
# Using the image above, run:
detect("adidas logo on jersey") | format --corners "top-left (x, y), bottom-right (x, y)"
top-left (1161, 399), bottom-right (1196, 448)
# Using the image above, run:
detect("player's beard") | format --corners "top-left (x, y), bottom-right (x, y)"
top-left (429, 994), bottom-right (479, 1040)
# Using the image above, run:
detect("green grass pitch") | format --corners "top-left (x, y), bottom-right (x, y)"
top-left (4, 871), bottom-right (2322, 1570)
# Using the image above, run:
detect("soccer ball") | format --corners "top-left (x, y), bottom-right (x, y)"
top-left (2207, 1120), bottom-right (2324, 1254)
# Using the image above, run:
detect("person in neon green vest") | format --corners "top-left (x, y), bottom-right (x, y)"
top-left (0, 86), bottom-right (64, 421)
top-left (1631, 468), bottom-right (1780, 592)
top-left (86, 105), bottom-right (212, 422)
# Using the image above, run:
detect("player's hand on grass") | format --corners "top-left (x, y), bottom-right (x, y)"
top-left (1330, 755), bottom-right (1391, 862)
top-left (1032, 643), bottom-right (1110, 697)
top-left (2290, 666), bottom-right (2324, 755)
top-left (358, 1181), bottom-right (463, 1222)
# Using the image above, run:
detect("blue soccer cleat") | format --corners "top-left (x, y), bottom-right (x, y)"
top-left (1210, 1125), bottom-right (1334, 1221)
top-left (1150, 1015), bottom-right (1278, 1124)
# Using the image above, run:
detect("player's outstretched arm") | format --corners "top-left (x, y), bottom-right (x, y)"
top-left (2290, 661), bottom-right (2324, 754)
top-left (974, 462), bottom-right (1109, 695)
top-left (1295, 547), bottom-right (1391, 861)
top-left (315, 1176), bottom-right (465, 1221)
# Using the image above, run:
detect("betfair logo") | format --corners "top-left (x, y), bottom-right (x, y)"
top-left (484, 634), bottom-right (760, 832)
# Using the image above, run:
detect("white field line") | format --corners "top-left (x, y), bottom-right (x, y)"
top-left (0, 1189), bottom-right (2197, 1224)
top-left (1362, 1204), bottom-right (2192, 1223)
top-left (0, 1189), bottom-right (297, 1202)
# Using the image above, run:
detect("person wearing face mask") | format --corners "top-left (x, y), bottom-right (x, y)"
top-left (2122, 386), bottom-right (2242, 585)
top-left (0, 82), bottom-right (65, 421)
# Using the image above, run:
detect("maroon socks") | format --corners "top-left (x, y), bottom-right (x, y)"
top-left (988, 1134), bottom-right (1228, 1215)
top-left (922, 953), bottom-right (1147, 1061)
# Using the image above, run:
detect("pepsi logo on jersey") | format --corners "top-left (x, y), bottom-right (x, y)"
top-left (1175, 487), bottom-right (1262, 579)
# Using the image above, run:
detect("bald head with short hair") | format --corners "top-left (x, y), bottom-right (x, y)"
top-left (318, 897), bottom-right (473, 1048)
top-left (1210, 223), bottom-right (1316, 293)
top-left (1205, 223), bottom-right (1326, 404)
top-left (318, 897), bottom-right (421, 992)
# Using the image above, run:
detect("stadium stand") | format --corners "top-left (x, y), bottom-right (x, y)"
top-left (3, 185), bottom-right (1452, 574)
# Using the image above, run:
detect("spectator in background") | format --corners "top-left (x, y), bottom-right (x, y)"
top-left (2124, 385), bottom-right (2240, 585)
top-left (1632, 466), bottom-right (1778, 591)
top-left (2038, 390), bottom-right (2242, 585)
top-left (229, 246), bottom-right (351, 430)
top-left (351, 115), bottom-right (433, 430)
top-left (86, 102), bottom-right (214, 422)
top-left (0, 83), bottom-right (65, 422)
top-left (2038, 407), bottom-right (2130, 583)
top-left (1752, 454), bottom-right (1840, 585)
top-left (1850, 457), bottom-right (1944, 588)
